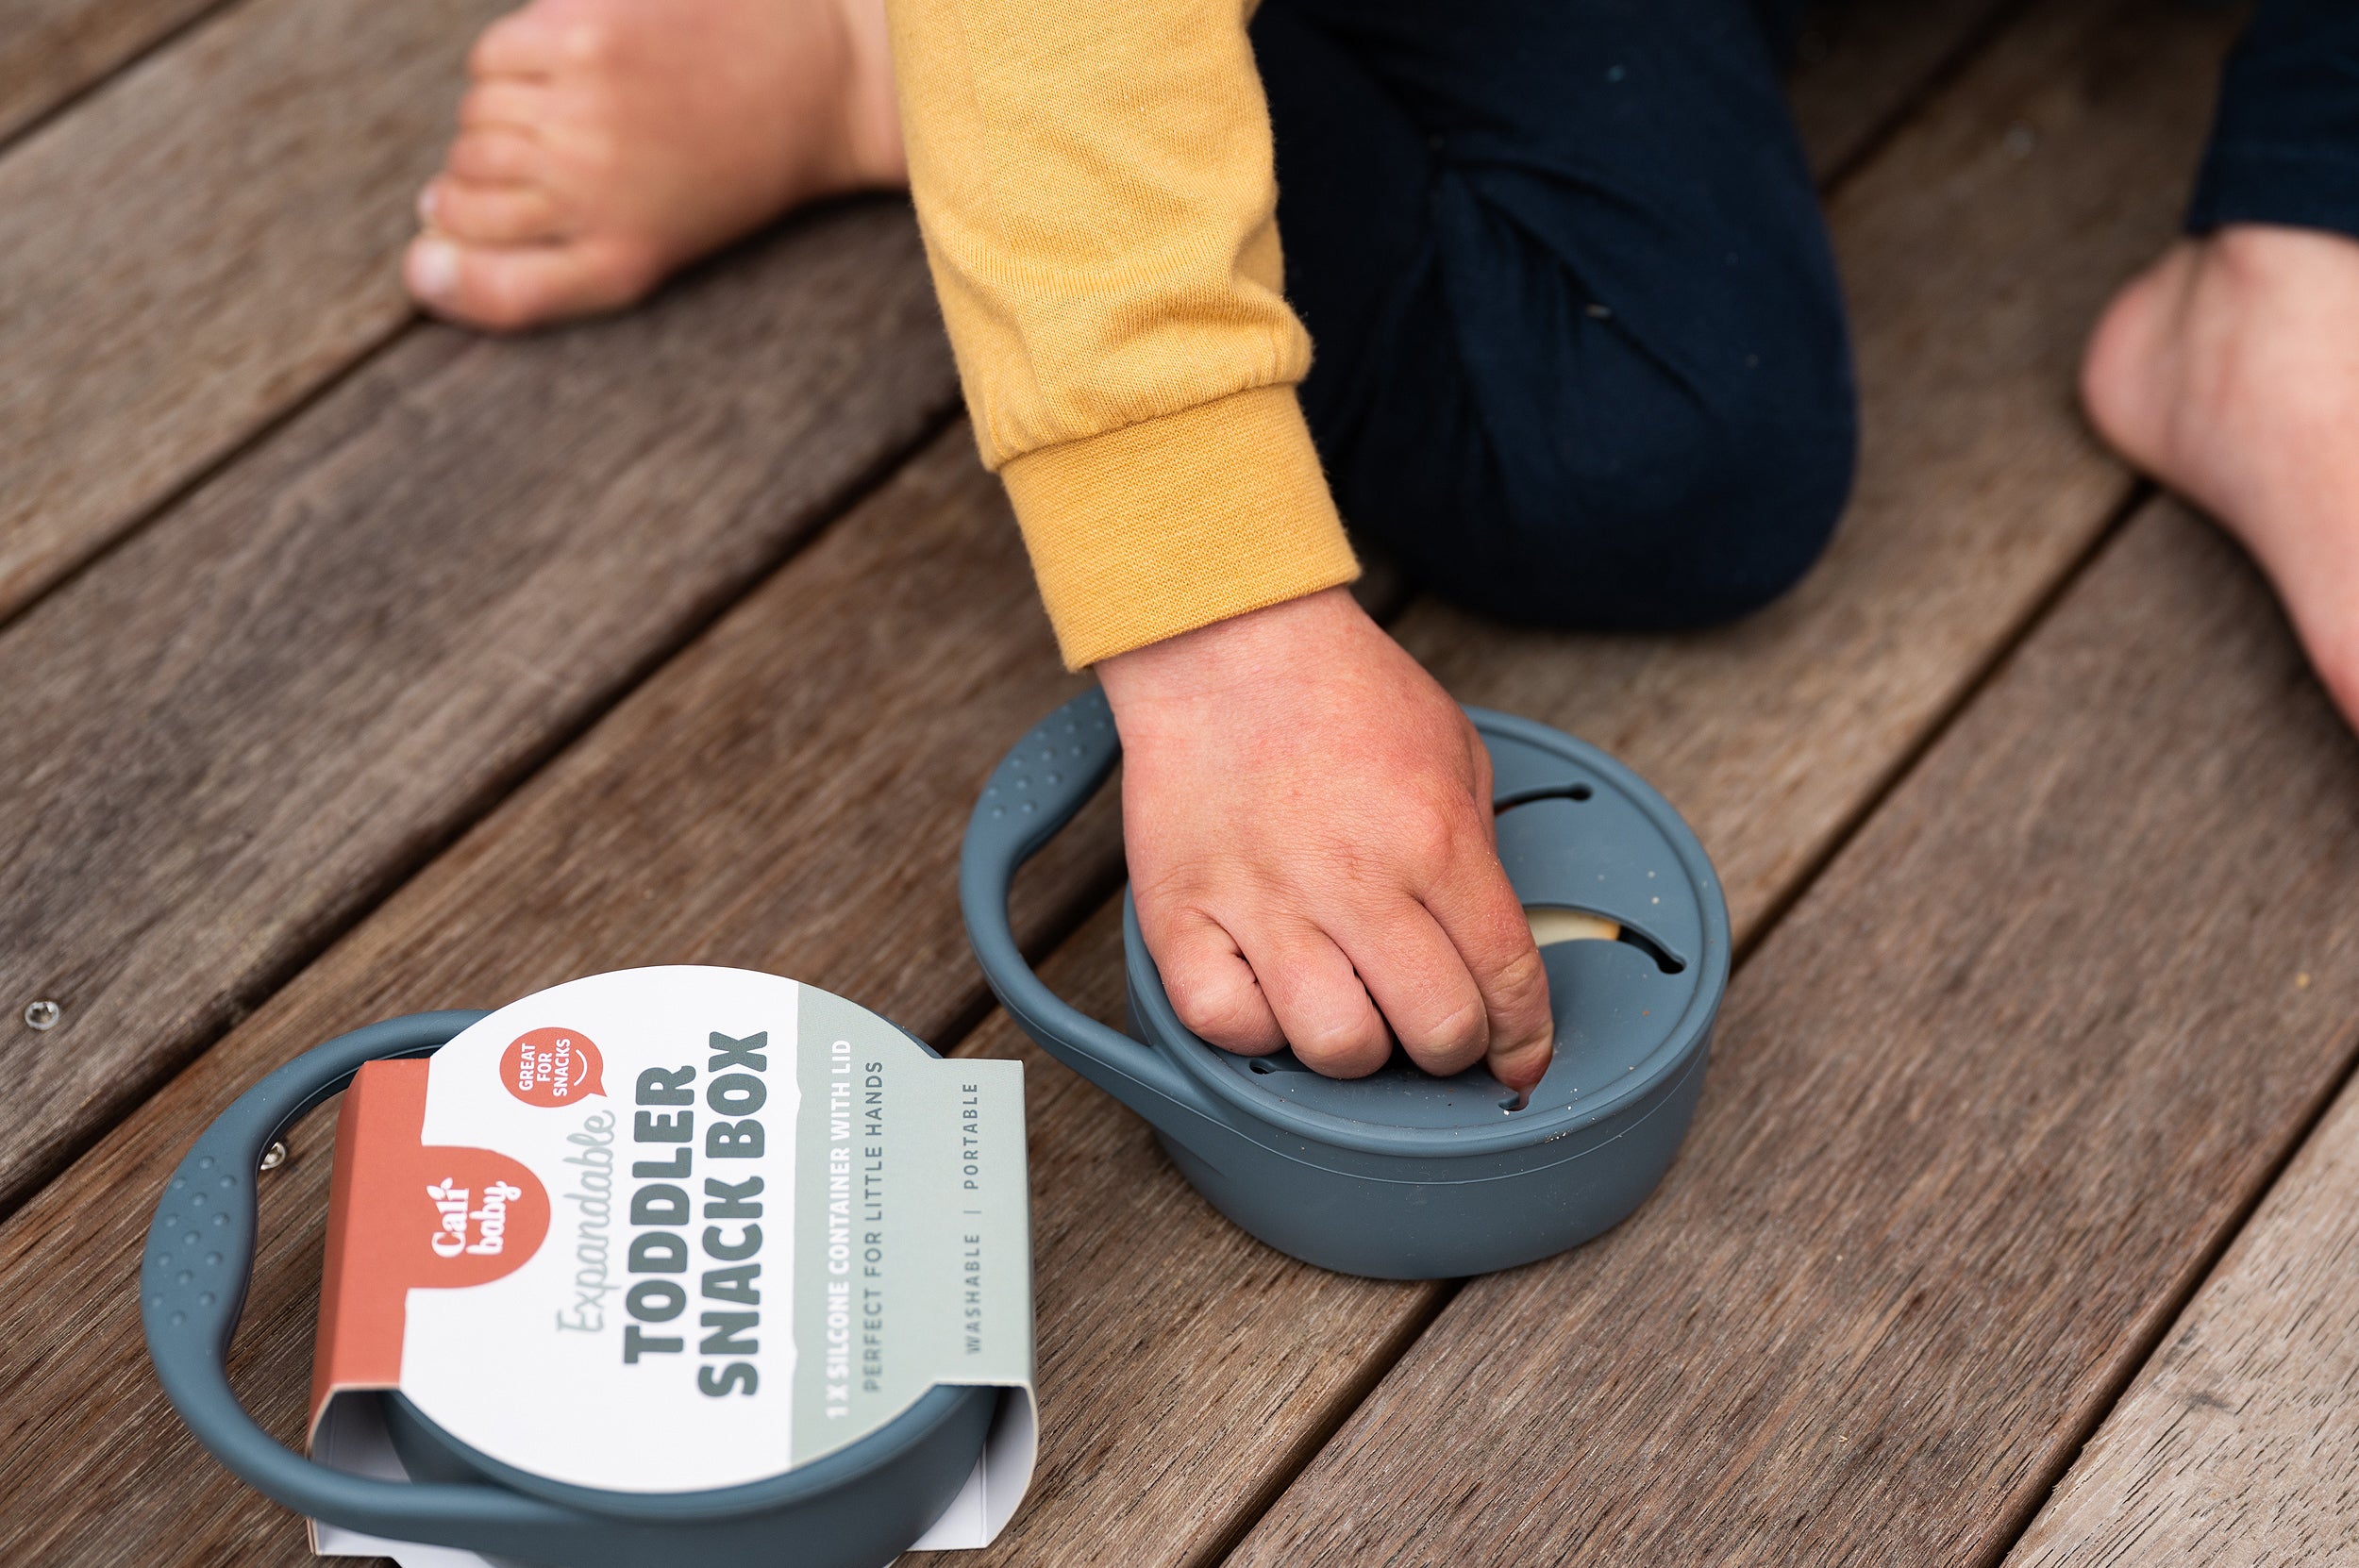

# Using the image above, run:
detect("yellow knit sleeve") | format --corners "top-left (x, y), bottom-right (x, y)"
top-left (884, 0), bottom-right (1359, 668)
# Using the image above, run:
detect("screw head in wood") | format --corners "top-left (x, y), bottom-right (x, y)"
top-left (259, 1141), bottom-right (288, 1173)
top-left (23, 999), bottom-right (60, 1031)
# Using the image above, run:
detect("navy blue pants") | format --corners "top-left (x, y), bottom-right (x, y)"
top-left (1253, 0), bottom-right (2359, 632)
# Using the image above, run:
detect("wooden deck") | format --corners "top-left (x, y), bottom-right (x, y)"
top-left (4, 0), bottom-right (2356, 1562)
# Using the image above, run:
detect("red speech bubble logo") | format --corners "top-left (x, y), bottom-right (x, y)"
top-left (499, 1026), bottom-right (605, 1106)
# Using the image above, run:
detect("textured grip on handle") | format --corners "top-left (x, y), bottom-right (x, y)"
top-left (967, 685), bottom-right (1123, 868)
top-left (961, 688), bottom-right (1216, 1131)
top-left (142, 1010), bottom-right (578, 1551)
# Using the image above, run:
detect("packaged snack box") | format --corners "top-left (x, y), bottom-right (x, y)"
top-left (146, 965), bottom-right (1035, 1568)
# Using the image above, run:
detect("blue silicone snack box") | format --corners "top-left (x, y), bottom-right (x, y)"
top-left (962, 688), bottom-right (1730, 1279)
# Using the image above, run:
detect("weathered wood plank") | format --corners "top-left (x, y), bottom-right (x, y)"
top-left (2003, 1040), bottom-right (2359, 1565)
top-left (1791, 0), bottom-right (2019, 181)
top-left (0, 0), bottom-right (226, 142)
top-left (0, 0), bottom-right (499, 620)
top-left (0, 203), bottom-right (956, 1215)
top-left (1230, 500), bottom-right (2359, 1567)
top-left (1402, 0), bottom-right (2239, 945)
top-left (0, 430), bottom-right (1118, 1565)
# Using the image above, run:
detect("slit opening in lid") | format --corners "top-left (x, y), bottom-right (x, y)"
top-left (1523, 906), bottom-right (1687, 975)
top-left (1495, 781), bottom-right (1595, 810)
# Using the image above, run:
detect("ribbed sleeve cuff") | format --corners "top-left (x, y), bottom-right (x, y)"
top-left (999, 385), bottom-right (1362, 668)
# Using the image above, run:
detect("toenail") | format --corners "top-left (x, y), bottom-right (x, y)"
top-left (416, 183), bottom-right (439, 225)
top-left (410, 237), bottom-right (460, 301)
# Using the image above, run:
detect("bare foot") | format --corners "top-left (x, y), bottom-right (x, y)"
top-left (406, 0), bottom-right (905, 330)
top-left (2083, 224), bottom-right (2359, 726)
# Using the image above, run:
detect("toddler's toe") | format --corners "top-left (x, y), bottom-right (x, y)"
top-left (444, 126), bottom-right (545, 189)
top-left (468, 4), bottom-right (568, 78)
top-left (406, 233), bottom-right (655, 331)
top-left (422, 175), bottom-right (569, 247)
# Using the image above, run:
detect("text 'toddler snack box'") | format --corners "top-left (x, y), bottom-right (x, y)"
top-left (305, 966), bottom-right (1034, 1568)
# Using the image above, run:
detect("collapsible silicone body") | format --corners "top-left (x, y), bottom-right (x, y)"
top-left (962, 689), bottom-right (1732, 1279)
top-left (142, 1011), bottom-right (997, 1568)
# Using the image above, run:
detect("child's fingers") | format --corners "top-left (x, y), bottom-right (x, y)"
top-left (1423, 831), bottom-right (1554, 1093)
top-left (1241, 917), bottom-right (1392, 1080)
top-left (1334, 898), bottom-right (1489, 1079)
top-left (1152, 906), bottom-right (1283, 1057)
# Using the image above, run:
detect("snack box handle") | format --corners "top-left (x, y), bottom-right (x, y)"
top-left (960, 687), bottom-right (1227, 1138)
top-left (142, 1010), bottom-right (587, 1551)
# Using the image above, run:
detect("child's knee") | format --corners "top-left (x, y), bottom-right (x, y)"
top-left (1598, 359), bottom-right (1859, 626)
top-left (1436, 344), bottom-right (1858, 631)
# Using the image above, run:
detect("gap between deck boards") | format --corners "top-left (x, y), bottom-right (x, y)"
top-left (2002, 993), bottom-right (2359, 1565)
top-left (0, 0), bottom-right (237, 146)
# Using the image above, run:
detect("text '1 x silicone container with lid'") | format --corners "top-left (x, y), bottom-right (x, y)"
top-left (962, 688), bottom-right (1731, 1279)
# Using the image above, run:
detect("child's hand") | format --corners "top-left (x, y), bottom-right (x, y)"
top-left (1097, 588), bottom-right (1554, 1093)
